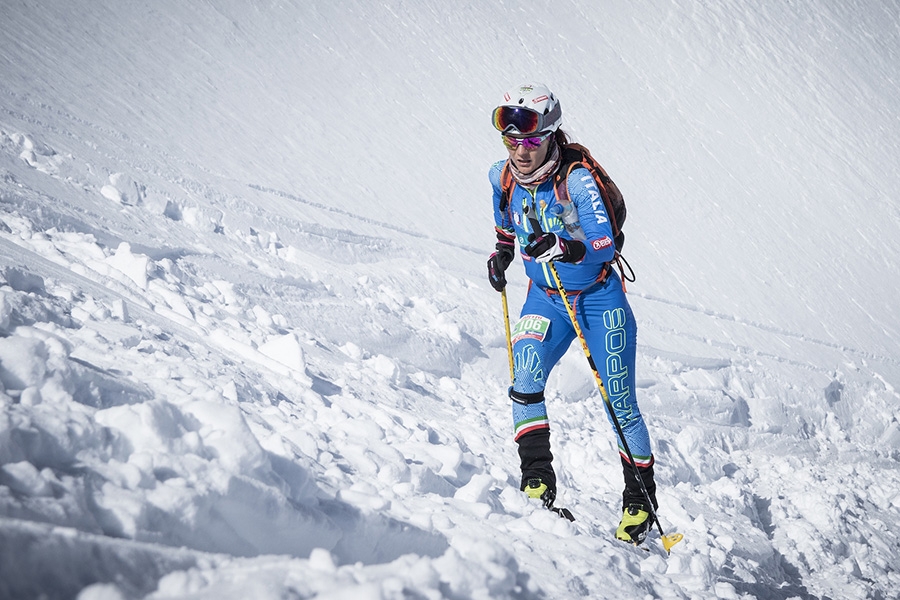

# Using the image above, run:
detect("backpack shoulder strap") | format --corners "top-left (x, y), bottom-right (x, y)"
top-left (499, 161), bottom-right (515, 212)
top-left (552, 143), bottom-right (587, 208)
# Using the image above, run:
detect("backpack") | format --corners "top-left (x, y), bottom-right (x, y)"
top-left (500, 142), bottom-right (627, 253)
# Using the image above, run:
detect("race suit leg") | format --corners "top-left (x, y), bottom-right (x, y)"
top-left (571, 273), bottom-right (657, 509)
top-left (510, 285), bottom-right (576, 492)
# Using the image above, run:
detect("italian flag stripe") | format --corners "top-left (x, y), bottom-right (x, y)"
top-left (515, 417), bottom-right (549, 440)
top-left (620, 450), bottom-right (653, 468)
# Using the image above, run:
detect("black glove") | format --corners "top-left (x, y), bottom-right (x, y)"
top-left (487, 246), bottom-right (515, 291)
top-left (487, 229), bottom-right (516, 291)
top-left (525, 233), bottom-right (586, 263)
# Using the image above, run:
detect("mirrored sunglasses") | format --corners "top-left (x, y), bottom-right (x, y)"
top-left (502, 131), bottom-right (552, 150)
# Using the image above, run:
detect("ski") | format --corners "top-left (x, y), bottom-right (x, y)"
top-left (550, 505), bottom-right (575, 521)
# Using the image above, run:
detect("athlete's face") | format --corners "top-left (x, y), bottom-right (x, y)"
top-left (504, 134), bottom-right (551, 175)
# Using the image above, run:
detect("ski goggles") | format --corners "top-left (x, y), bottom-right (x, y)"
top-left (502, 131), bottom-right (553, 150)
top-left (492, 104), bottom-right (561, 135)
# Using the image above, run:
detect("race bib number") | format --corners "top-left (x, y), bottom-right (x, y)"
top-left (511, 314), bottom-right (550, 345)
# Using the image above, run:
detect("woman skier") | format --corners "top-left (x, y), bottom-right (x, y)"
top-left (486, 82), bottom-right (658, 545)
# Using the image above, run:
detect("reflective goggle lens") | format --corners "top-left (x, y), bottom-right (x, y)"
top-left (492, 106), bottom-right (541, 134)
top-left (502, 131), bottom-right (552, 150)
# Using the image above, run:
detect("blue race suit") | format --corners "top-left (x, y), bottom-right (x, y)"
top-left (490, 158), bottom-right (653, 469)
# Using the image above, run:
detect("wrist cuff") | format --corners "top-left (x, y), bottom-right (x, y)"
top-left (562, 240), bottom-right (586, 263)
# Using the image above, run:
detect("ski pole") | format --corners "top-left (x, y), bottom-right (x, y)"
top-left (547, 260), bottom-right (682, 553)
top-left (526, 206), bottom-right (682, 553)
top-left (501, 288), bottom-right (515, 383)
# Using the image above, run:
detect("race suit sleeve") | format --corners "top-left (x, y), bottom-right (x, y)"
top-left (567, 166), bottom-right (617, 265)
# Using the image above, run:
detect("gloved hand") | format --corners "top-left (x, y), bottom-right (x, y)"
top-left (487, 246), bottom-right (515, 291)
top-left (487, 228), bottom-right (516, 291)
top-left (525, 232), bottom-right (585, 263)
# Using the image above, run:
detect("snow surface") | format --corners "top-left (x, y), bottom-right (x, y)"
top-left (1, 0), bottom-right (899, 598)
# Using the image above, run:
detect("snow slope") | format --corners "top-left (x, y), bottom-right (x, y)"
top-left (1, 0), bottom-right (899, 598)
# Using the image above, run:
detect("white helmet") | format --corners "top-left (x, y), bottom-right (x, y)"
top-left (492, 83), bottom-right (562, 135)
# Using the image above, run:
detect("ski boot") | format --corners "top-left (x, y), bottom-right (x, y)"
top-left (615, 503), bottom-right (653, 545)
top-left (524, 478), bottom-right (574, 522)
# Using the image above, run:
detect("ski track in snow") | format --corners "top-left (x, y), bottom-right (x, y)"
top-left (248, 184), bottom-right (484, 256)
top-left (636, 291), bottom-right (900, 370)
top-left (2, 1), bottom-right (900, 599)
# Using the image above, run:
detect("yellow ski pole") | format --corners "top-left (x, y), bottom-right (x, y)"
top-left (546, 261), bottom-right (682, 553)
top-left (501, 288), bottom-right (515, 383)
top-left (525, 204), bottom-right (682, 553)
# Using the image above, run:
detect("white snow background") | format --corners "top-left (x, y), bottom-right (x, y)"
top-left (1, 1), bottom-right (899, 598)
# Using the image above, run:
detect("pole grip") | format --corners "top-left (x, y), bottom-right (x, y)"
top-left (524, 205), bottom-right (544, 237)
